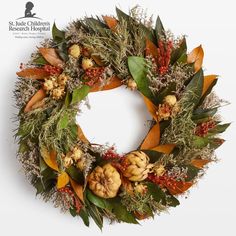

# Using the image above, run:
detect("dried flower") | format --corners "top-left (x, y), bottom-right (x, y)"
top-left (68, 44), bottom-right (81, 58)
top-left (127, 78), bottom-right (137, 90)
top-left (82, 58), bottom-right (94, 70)
top-left (52, 87), bottom-right (65, 100)
top-left (88, 164), bottom-right (121, 198)
top-left (164, 95), bottom-right (177, 107)
top-left (122, 151), bottom-right (153, 181)
top-left (152, 164), bottom-right (166, 177)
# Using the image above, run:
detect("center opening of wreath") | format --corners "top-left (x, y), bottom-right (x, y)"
top-left (77, 87), bottom-right (152, 154)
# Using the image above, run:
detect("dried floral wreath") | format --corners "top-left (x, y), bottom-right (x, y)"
top-left (14, 7), bottom-right (230, 229)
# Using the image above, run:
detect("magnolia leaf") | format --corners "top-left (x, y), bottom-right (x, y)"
top-left (155, 16), bottom-right (165, 41)
top-left (146, 38), bottom-right (158, 60)
top-left (52, 22), bottom-right (65, 43)
top-left (66, 166), bottom-right (84, 184)
top-left (87, 190), bottom-right (112, 211)
top-left (128, 56), bottom-right (153, 100)
top-left (102, 15), bottom-right (118, 31)
top-left (142, 95), bottom-right (158, 121)
top-left (209, 123), bottom-right (230, 135)
top-left (140, 123), bottom-right (160, 150)
top-left (151, 144), bottom-right (175, 154)
top-left (187, 45), bottom-right (204, 72)
top-left (191, 159), bottom-right (211, 169)
top-left (16, 68), bottom-right (49, 80)
top-left (192, 108), bottom-right (218, 123)
top-left (33, 56), bottom-right (48, 65)
top-left (202, 75), bottom-right (218, 96)
top-left (39, 48), bottom-right (64, 68)
top-left (77, 125), bottom-right (89, 143)
top-left (70, 177), bottom-right (84, 202)
top-left (57, 171), bottom-right (69, 189)
top-left (110, 198), bottom-right (139, 224)
top-left (167, 181), bottom-right (193, 195)
top-left (146, 182), bottom-right (167, 205)
top-left (24, 89), bottom-right (46, 113)
top-left (71, 85), bottom-right (90, 104)
top-left (184, 69), bottom-right (204, 106)
top-left (170, 37), bottom-right (187, 64)
top-left (40, 147), bottom-right (59, 171)
top-left (90, 76), bottom-right (122, 92)
top-left (142, 150), bottom-right (162, 163)
top-left (166, 194), bottom-right (180, 207)
top-left (79, 208), bottom-right (90, 227)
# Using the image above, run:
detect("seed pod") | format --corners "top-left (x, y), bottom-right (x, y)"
top-left (122, 151), bottom-right (153, 182)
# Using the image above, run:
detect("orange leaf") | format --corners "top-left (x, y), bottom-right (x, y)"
top-left (151, 144), bottom-right (175, 154)
top-left (146, 38), bottom-right (158, 60)
top-left (140, 123), bottom-right (160, 150)
top-left (70, 178), bottom-right (84, 202)
top-left (202, 75), bottom-right (218, 96)
top-left (16, 68), bottom-right (49, 80)
top-left (39, 48), bottom-right (64, 68)
top-left (90, 76), bottom-right (122, 92)
top-left (102, 16), bottom-right (118, 31)
top-left (24, 89), bottom-right (46, 113)
top-left (77, 125), bottom-right (89, 143)
top-left (191, 159), bottom-right (211, 169)
top-left (142, 95), bottom-right (158, 121)
top-left (57, 172), bottom-right (69, 189)
top-left (167, 181), bottom-right (193, 195)
top-left (187, 45), bottom-right (204, 72)
top-left (40, 147), bottom-right (59, 171)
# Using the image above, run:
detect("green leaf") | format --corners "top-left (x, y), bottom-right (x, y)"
top-left (71, 85), bottom-right (90, 105)
top-left (184, 69), bottom-right (204, 106)
top-left (155, 16), bottom-right (165, 41)
top-left (57, 42), bottom-right (68, 62)
top-left (128, 56), bottom-right (153, 100)
top-left (209, 123), bottom-right (230, 135)
top-left (192, 108), bottom-right (218, 123)
top-left (69, 207), bottom-right (77, 217)
top-left (185, 165), bottom-right (200, 181)
top-left (86, 190), bottom-right (112, 211)
top-left (86, 201), bottom-right (103, 230)
top-left (79, 208), bottom-right (90, 227)
top-left (52, 22), bottom-right (65, 43)
top-left (170, 37), bottom-right (187, 64)
top-left (116, 7), bottom-right (130, 23)
top-left (66, 166), bottom-right (84, 184)
top-left (146, 182), bottom-right (167, 205)
top-left (18, 141), bottom-right (29, 154)
top-left (166, 194), bottom-right (180, 207)
top-left (64, 91), bottom-right (72, 107)
top-left (192, 135), bottom-right (209, 148)
top-left (111, 198), bottom-right (139, 224)
top-left (142, 150), bottom-right (162, 163)
top-left (58, 113), bottom-right (69, 130)
top-left (33, 56), bottom-right (48, 65)
top-left (39, 157), bottom-right (48, 173)
top-left (209, 138), bottom-right (225, 149)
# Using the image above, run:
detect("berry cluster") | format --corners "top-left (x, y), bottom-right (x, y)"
top-left (84, 67), bottom-right (105, 86)
top-left (195, 120), bottom-right (216, 137)
top-left (43, 65), bottom-right (62, 75)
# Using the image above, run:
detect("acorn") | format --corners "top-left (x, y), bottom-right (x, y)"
top-left (68, 44), bottom-right (81, 58)
top-left (82, 58), bottom-right (94, 70)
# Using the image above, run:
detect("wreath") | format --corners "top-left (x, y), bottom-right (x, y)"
top-left (14, 7), bottom-right (230, 229)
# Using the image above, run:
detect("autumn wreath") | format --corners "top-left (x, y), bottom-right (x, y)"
top-left (14, 7), bottom-right (229, 229)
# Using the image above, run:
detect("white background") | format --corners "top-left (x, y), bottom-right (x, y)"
top-left (0, 0), bottom-right (236, 235)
